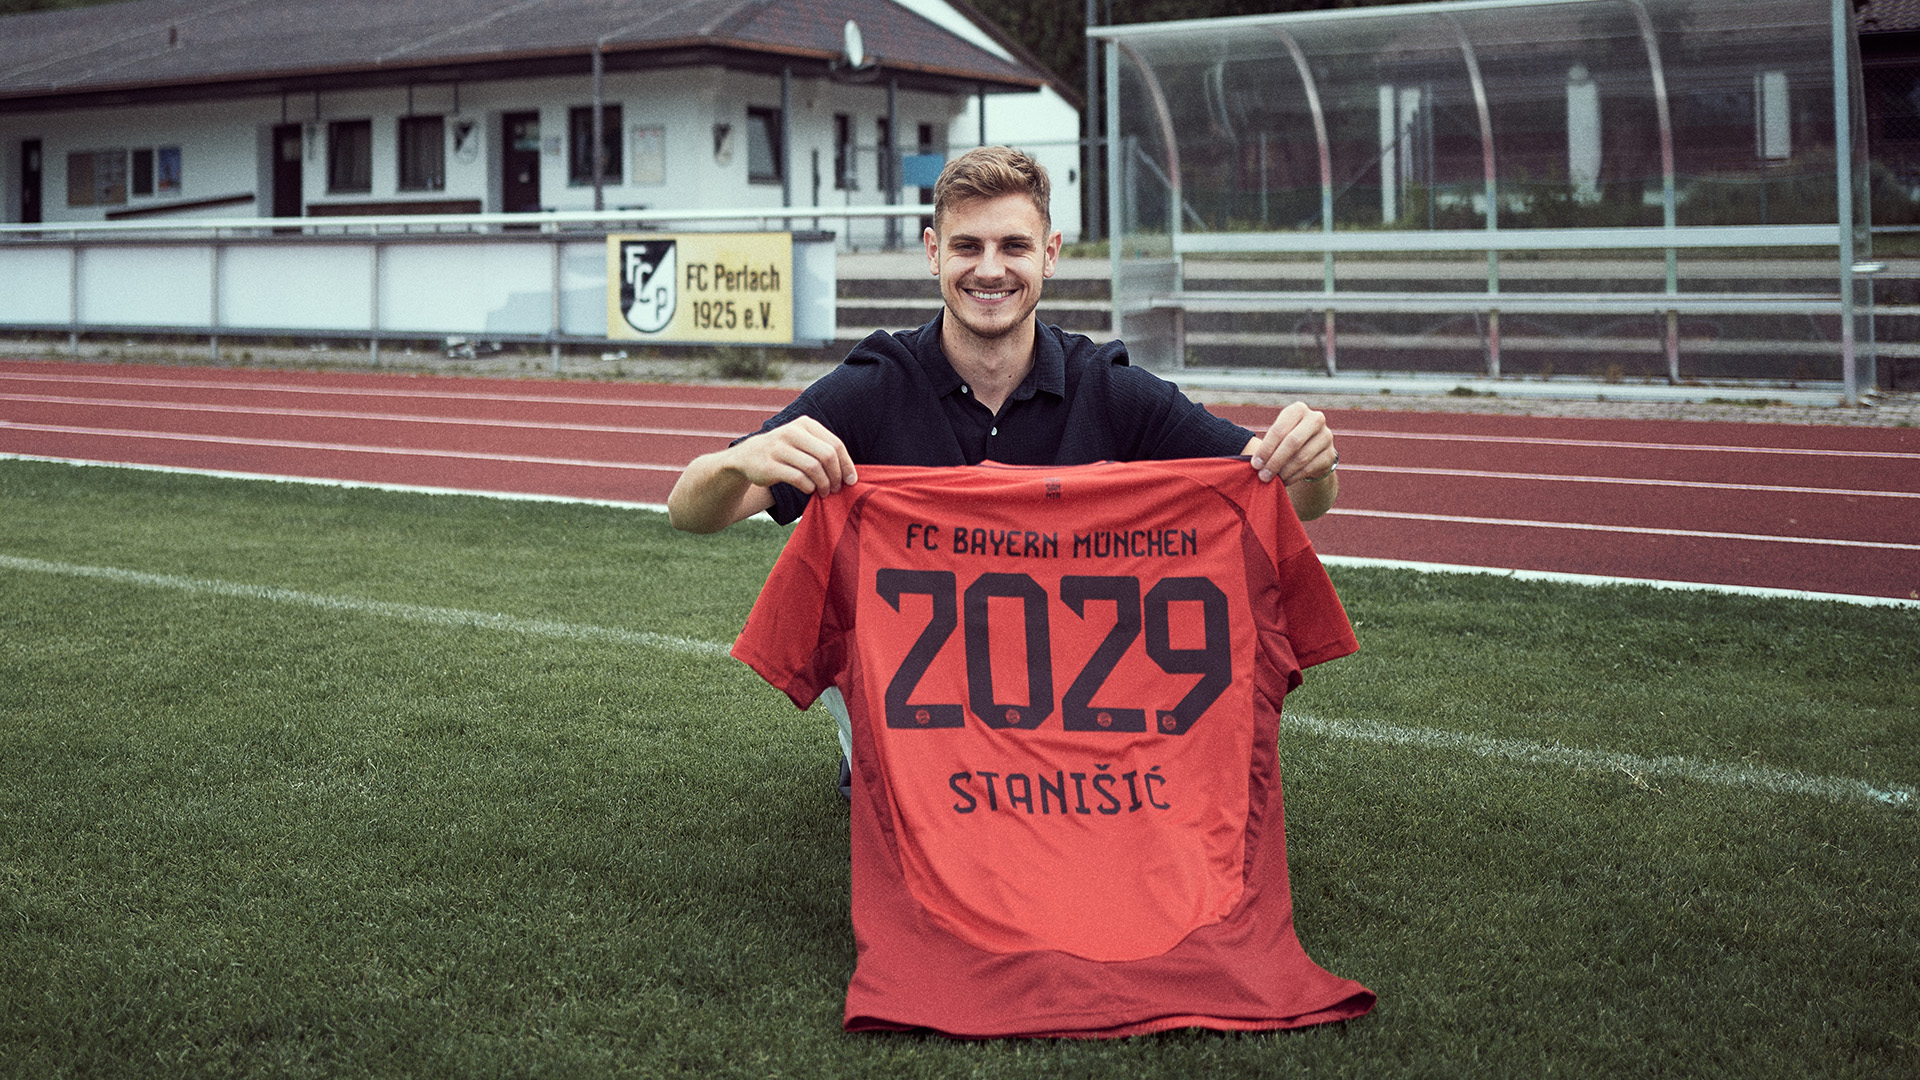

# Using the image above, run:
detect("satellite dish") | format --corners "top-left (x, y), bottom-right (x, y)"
top-left (831, 19), bottom-right (877, 81)
top-left (843, 20), bottom-right (865, 69)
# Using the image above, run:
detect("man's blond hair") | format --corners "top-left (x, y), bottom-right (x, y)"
top-left (931, 146), bottom-right (1051, 235)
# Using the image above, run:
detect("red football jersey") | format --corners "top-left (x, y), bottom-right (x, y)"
top-left (731, 458), bottom-right (1373, 1038)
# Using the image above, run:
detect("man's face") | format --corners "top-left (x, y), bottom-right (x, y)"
top-left (924, 193), bottom-right (1062, 346)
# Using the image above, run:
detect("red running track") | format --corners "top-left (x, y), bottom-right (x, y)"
top-left (4, 360), bottom-right (1917, 602)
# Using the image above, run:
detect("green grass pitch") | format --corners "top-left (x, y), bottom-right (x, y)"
top-left (1, 458), bottom-right (1914, 1078)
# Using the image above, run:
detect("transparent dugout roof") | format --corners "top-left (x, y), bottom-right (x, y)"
top-left (1092, 0), bottom-right (1865, 236)
top-left (1089, 0), bottom-right (1875, 401)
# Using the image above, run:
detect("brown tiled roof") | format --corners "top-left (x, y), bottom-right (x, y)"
top-left (0, 0), bottom-right (1047, 111)
top-left (1859, 0), bottom-right (1920, 32)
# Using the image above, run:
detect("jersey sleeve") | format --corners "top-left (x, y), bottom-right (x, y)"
top-left (728, 492), bottom-right (849, 709)
top-left (1272, 545), bottom-right (1359, 671)
top-left (1254, 471), bottom-right (1358, 674)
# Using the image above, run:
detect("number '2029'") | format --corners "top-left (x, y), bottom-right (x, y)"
top-left (875, 569), bottom-right (1234, 736)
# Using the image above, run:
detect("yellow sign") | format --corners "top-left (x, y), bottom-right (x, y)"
top-left (606, 231), bottom-right (793, 344)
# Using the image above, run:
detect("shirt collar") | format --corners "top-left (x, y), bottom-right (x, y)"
top-left (919, 312), bottom-right (1066, 403)
top-left (1023, 319), bottom-right (1067, 401)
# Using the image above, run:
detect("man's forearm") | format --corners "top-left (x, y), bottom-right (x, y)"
top-left (666, 449), bottom-right (768, 534)
top-left (1287, 471), bottom-right (1337, 522)
top-left (668, 417), bottom-right (854, 534)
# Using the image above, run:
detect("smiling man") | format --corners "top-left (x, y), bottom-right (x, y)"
top-left (668, 147), bottom-right (1341, 799)
top-left (666, 146), bottom-right (1339, 536)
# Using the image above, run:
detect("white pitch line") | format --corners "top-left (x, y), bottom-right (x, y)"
top-left (0, 392), bottom-right (745, 439)
top-left (1285, 713), bottom-right (1914, 809)
top-left (0, 369), bottom-right (782, 414)
top-left (2, 552), bottom-right (1908, 810)
top-left (0, 452), bottom-right (674, 512)
top-left (0, 420), bottom-right (688, 471)
top-left (1340, 463), bottom-right (1920, 500)
top-left (0, 553), bottom-right (729, 658)
top-left (1328, 507), bottom-right (1920, 551)
top-left (1339, 427), bottom-right (1920, 461)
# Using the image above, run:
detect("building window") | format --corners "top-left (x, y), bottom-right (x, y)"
top-left (131, 148), bottom-right (155, 196)
top-left (747, 106), bottom-right (783, 184)
top-left (569, 104), bottom-right (623, 185)
top-left (834, 114), bottom-right (855, 190)
top-left (876, 116), bottom-right (894, 193)
top-left (65, 149), bottom-right (128, 207)
top-left (328, 120), bottom-right (372, 194)
top-left (157, 146), bottom-right (182, 194)
top-left (398, 115), bottom-right (446, 191)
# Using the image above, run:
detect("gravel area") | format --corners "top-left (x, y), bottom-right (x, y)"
top-left (1185, 385), bottom-right (1920, 428)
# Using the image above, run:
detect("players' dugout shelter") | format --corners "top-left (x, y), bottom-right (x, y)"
top-left (1091, 0), bottom-right (1878, 404)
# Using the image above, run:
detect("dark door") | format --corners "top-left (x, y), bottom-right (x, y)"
top-left (503, 112), bottom-right (541, 213)
top-left (271, 124), bottom-right (303, 219)
top-left (20, 139), bottom-right (41, 223)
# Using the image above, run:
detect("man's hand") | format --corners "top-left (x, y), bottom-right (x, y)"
top-left (729, 416), bottom-right (857, 495)
top-left (667, 417), bottom-right (856, 534)
top-left (1241, 402), bottom-right (1339, 522)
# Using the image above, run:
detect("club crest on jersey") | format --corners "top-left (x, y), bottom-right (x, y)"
top-left (620, 240), bottom-right (677, 333)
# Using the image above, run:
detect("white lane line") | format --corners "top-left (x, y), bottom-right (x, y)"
top-left (1341, 463), bottom-right (1920, 500)
top-left (3, 551), bottom-right (1907, 809)
top-left (1339, 427), bottom-right (1920, 461)
top-left (1285, 713), bottom-right (1913, 809)
top-left (0, 421), bottom-right (687, 471)
top-left (13, 398), bottom-right (1909, 499)
top-left (0, 553), bottom-right (730, 658)
top-left (0, 392), bottom-right (745, 439)
top-left (0, 369), bottom-right (785, 414)
top-left (1327, 507), bottom-right (1920, 551)
top-left (13, 398), bottom-right (1904, 499)
top-left (1317, 554), bottom-right (1920, 609)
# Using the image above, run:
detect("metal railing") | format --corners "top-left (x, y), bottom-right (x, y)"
top-left (0, 205), bottom-right (940, 368)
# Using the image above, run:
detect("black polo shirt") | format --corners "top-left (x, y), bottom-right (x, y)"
top-left (748, 315), bottom-right (1254, 525)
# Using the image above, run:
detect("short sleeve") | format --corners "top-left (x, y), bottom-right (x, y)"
top-left (1083, 356), bottom-right (1255, 462)
top-left (729, 491), bottom-right (850, 707)
top-left (1271, 545), bottom-right (1358, 671)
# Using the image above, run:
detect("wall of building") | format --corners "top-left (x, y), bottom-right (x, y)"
top-left (4, 97), bottom-right (276, 223)
top-left (0, 65), bottom-right (985, 249)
